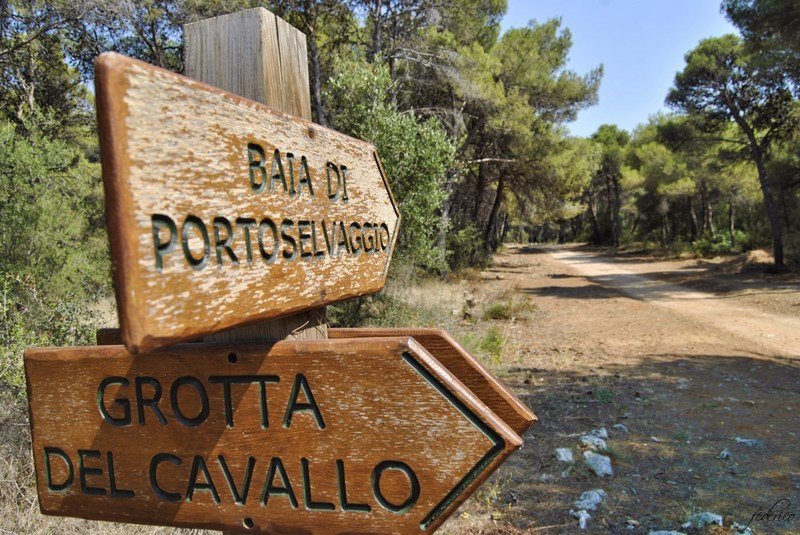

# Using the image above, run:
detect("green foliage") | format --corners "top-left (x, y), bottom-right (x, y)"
top-left (325, 59), bottom-right (454, 271)
top-left (446, 223), bottom-right (490, 271)
top-left (723, 0), bottom-right (800, 89)
top-left (460, 327), bottom-right (504, 364)
top-left (667, 34), bottom-right (797, 266)
top-left (328, 289), bottom-right (442, 328)
top-left (0, 118), bottom-right (109, 300)
top-left (0, 116), bottom-right (109, 396)
top-left (482, 298), bottom-right (536, 321)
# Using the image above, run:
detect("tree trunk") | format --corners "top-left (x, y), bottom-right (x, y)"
top-left (587, 192), bottom-right (602, 244)
top-left (729, 107), bottom-right (784, 268)
top-left (756, 158), bottom-right (784, 267)
top-left (706, 200), bottom-right (716, 237)
top-left (368, 0), bottom-right (382, 63)
top-left (729, 194), bottom-right (736, 248)
top-left (473, 159), bottom-right (487, 222)
top-left (688, 196), bottom-right (699, 242)
top-left (306, 30), bottom-right (327, 127)
top-left (611, 177), bottom-right (622, 247)
top-left (485, 175), bottom-right (505, 251)
top-left (437, 171), bottom-right (455, 269)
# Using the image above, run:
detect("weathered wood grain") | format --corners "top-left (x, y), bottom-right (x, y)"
top-left (95, 52), bottom-right (400, 354)
top-left (94, 327), bottom-right (538, 436)
top-left (330, 328), bottom-right (537, 437)
top-left (25, 338), bottom-right (521, 534)
top-left (185, 8), bottom-right (312, 121)
top-left (186, 8), bottom-right (327, 346)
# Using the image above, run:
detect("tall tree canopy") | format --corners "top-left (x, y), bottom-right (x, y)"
top-left (723, 0), bottom-right (800, 90)
top-left (667, 34), bottom-right (796, 267)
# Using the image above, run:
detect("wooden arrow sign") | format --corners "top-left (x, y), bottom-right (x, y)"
top-left (330, 328), bottom-right (536, 436)
top-left (94, 327), bottom-right (537, 438)
top-left (95, 53), bottom-right (400, 354)
top-left (25, 338), bottom-right (520, 533)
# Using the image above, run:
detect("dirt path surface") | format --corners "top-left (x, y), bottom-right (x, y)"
top-left (445, 245), bottom-right (800, 535)
top-left (546, 248), bottom-right (800, 359)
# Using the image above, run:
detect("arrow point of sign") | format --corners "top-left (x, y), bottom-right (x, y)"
top-left (400, 337), bottom-right (523, 532)
top-left (372, 151), bottom-right (401, 280)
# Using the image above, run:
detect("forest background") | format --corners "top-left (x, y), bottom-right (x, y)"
top-left (1, 0), bottom-right (798, 395)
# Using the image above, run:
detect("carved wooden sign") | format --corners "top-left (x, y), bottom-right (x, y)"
top-left (330, 328), bottom-right (537, 436)
top-left (95, 52), bottom-right (400, 354)
top-left (24, 337), bottom-right (521, 534)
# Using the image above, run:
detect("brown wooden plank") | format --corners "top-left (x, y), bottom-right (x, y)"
top-left (94, 52), bottom-right (399, 354)
top-left (185, 8), bottom-right (313, 122)
top-left (25, 338), bottom-right (520, 533)
top-left (185, 8), bottom-right (326, 347)
top-left (330, 328), bottom-right (537, 437)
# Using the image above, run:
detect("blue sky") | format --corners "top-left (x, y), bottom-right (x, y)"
top-left (501, 0), bottom-right (738, 137)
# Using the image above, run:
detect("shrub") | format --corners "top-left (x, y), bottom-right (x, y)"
top-left (447, 222), bottom-right (491, 271)
top-left (325, 59), bottom-right (454, 272)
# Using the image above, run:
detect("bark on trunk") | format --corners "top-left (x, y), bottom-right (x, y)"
top-left (473, 159), bottom-right (487, 222)
top-left (587, 192), bottom-right (601, 244)
top-left (368, 0), bottom-right (383, 63)
top-left (727, 100), bottom-right (784, 268)
top-left (307, 31), bottom-right (327, 127)
top-left (756, 158), bottom-right (784, 267)
top-left (729, 195), bottom-right (736, 248)
top-left (688, 196), bottom-right (699, 242)
top-left (485, 176), bottom-right (505, 251)
top-left (611, 177), bottom-right (622, 247)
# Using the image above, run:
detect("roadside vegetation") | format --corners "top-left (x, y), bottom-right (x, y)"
top-left (0, 0), bottom-right (798, 533)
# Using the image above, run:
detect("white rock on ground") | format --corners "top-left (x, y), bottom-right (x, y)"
top-left (570, 509), bottom-right (591, 529)
top-left (648, 531), bottom-right (687, 535)
top-left (583, 451), bottom-right (613, 477)
top-left (719, 448), bottom-right (731, 459)
top-left (734, 437), bottom-right (760, 447)
top-left (574, 489), bottom-right (606, 510)
top-left (556, 448), bottom-right (574, 462)
top-left (732, 522), bottom-right (754, 535)
top-left (613, 423), bottom-right (629, 433)
top-left (682, 512), bottom-right (723, 529)
top-left (589, 427), bottom-right (609, 439)
top-left (580, 434), bottom-right (608, 451)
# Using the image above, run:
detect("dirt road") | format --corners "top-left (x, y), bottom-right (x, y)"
top-left (547, 248), bottom-right (800, 359)
top-left (443, 245), bottom-right (800, 535)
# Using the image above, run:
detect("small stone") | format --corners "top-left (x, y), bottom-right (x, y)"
top-left (651, 436), bottom-right (662, 443)
top-left (538, 473), bottom-right (555, 482)
top-left (648, 532), bottom-right (687, 535)
top-left (626, 519), bottom-right (640, 529)
top-left (682, 511), bottom-right (723, 529)
top-left (570, 509), bottom-right (591, 529)
top-left (734, 437), bottom-right (760, 447)
top-left (556, 448), bottom-right (574, 462)
top-left (613, 423), bottom-right (629, 433)
top-left (583, 451), bottom-right (613, 477)
top-left (580, 434), bottom-right (608, 451)
top-left (732, 522), bottom-right (753, 534)
top-left (590, 427), bottom-right (609, 439)
top-left (719, 448), bottom-right (731, 459)
top-left (574, 489), bottom-right (606, 510)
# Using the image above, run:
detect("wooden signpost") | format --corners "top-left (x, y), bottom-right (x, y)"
top-left (26, 338), bottom-right (520, 533)
top-left (96, 52), bottom-right (399, 354)
top-left (24, 7), bottom-right (536, 534)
